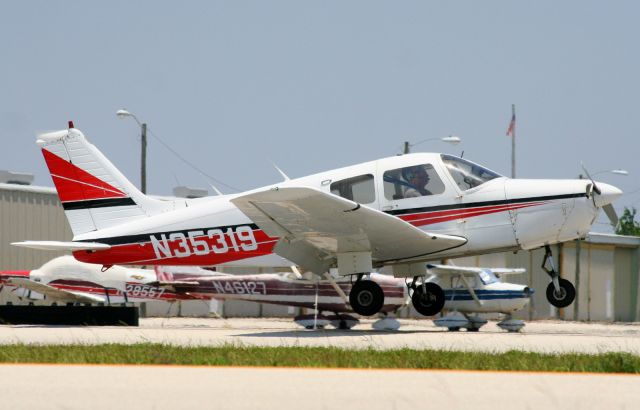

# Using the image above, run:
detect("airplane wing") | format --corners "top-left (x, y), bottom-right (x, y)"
top-left (231, 187), bottom-right (467, 274)
top-left (11, 241), bottom-right (111, 251)
top-left (7, 277), bottom-right (106, 303)
top-left (427, 264), bottom-right (525, 277)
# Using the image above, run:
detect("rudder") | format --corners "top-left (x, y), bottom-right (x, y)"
top-left (38, 122), bottom-right (170, 236)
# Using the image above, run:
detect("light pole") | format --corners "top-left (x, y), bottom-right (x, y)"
top-left (116, 109), bottom-right (147, 194)
top-left (403, 135), bottom-right (461, 154)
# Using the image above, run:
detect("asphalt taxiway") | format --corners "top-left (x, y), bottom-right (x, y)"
top-left (2, 319), bottom-right (640, 409)
top-left (1, 318), bottom-right (640, 354)
top-left (0, 364), bottom-right (638, 410)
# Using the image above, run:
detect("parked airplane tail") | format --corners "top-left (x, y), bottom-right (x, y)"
top-left (37, 122), bottom-right (172, 236)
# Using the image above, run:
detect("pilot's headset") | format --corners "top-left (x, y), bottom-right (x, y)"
top-left (402, 166), bottom-right (423, 182)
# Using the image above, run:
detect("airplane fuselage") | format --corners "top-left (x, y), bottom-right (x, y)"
top-left (70, 152), bottom-right (614, 272)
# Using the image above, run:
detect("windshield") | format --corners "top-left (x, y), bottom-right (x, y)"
top-left (478, 269), bottom-right (499, 285)
top-left (441, 154), bottom-right (502, 191)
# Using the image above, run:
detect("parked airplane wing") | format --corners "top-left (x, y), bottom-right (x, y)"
top-left (232, 187), bottom-right (467, 273)
top-left (11, 241), bottom-right (111, 251)
top-left (7, 277), bottom-right (106, 304)
top-left (427, 264), bottom-right (525, 277)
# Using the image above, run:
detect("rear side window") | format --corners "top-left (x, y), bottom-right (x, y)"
top-left (330, 174), bottom-right (375, 204)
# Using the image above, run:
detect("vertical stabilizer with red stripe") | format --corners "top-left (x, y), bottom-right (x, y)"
top-left (37, 125), bottom-right (172, 236)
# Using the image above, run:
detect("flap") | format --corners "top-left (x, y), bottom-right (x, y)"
top-left (8, 277), bottom-right (106, 303)
top-left (232, 187), bottom-right (467, 273)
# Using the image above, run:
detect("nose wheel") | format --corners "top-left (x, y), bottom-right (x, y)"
top-left (542, 245), bottom-right (576, 308)
top-left (349, 276), bottom-right (385, 316)
top-left (409, 280), bottom-right (445, 316)
top-left (546, 278), bottom-right (576, 308)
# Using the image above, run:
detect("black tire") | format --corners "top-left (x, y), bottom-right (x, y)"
top-left (349, 280), bottom-right (385, 316)
top-left (448, 327), bottom-right (460, 332)
top-left (412, 282), bottom-right (445, 316)
top-left (467, 327), bottom-right (480, 332)
top-left (546, 279), bottom-right (576, 308)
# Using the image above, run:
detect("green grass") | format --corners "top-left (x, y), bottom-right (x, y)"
top-left (0, 344), bottom-right (639, 373)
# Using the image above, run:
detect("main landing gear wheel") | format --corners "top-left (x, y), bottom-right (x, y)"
top-left (349, 280), bottom-right (384, 316)
top-left (411, 282), bottom-right (445, 316)
top-left (546, 279), bottom-right (576, 308)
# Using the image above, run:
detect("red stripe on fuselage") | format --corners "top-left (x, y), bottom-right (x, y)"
top-left (41, 149), bottom-right (127, 202)
top-left (73, 229), bottom-right (278, 266)
top-left (399, 202), bottom-right (545, 227)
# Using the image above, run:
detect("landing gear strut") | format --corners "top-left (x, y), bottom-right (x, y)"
top-left (349, 274), bottom-right (385, 316)
top-left (542, 245), bottom-right (576, 308)
top-left (408, 277), bottom-right (445, 316)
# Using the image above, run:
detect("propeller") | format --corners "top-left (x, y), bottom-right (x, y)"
top-left (581, 162), bottom-right (619, 229)
top-left (602, 204), bottom-right (619, 228)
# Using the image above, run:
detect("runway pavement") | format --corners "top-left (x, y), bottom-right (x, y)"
top-left (1, 318), bottom-right (640, 354)
top-left (0, 363), bottom-right (638, 409)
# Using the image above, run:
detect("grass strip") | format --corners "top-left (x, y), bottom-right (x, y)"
top-left (0, 344), bottom-right (638, 373)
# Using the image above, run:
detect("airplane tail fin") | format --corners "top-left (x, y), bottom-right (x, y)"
top-left (38, 122), bottom-right (173, 237)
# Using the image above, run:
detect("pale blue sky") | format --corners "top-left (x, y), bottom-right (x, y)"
top-left (2, 1), bottom-right (638, 230)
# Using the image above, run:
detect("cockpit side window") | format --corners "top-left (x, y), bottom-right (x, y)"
top-left (383, 164), bottom-right (445, 200)
top-left (478, 269), bottom-right (498, 285)
top-left (330, 174), bottom-right (375, 204)
top-left (441, 154), bottom-right (501, 191)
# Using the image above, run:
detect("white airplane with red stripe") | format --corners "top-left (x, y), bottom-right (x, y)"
top-left (13, 122), bottom-right (622, 317)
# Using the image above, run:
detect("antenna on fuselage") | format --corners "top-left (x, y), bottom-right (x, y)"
top-left (208, 183), bottom-right (224, 196)
top-left (271, 162), bottom-right (290, 181)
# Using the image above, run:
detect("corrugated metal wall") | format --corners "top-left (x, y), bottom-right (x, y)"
top-left (0, 185), bottom-right (72, 271)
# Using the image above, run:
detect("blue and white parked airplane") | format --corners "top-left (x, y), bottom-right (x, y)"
top-left (426, 264), bottom-right (533, 332)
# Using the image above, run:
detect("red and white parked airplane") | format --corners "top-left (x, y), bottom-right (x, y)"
top-left (14, 122), bottom-right (621, 317)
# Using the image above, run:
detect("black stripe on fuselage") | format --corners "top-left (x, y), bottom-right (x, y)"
top-left (76, 193), bottom-right (587, 246)
top-left (384, 192), bottom-right (588, 216)
top-left (62, 197), bottom-right (137, 210)
top-left (77, 223), bottom-right (261, 246)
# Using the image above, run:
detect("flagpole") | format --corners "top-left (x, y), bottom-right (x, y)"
top-left (511, 104), bottom-right (516, 179)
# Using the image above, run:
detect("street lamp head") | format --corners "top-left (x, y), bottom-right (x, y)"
top-left (611, 169), bottom-right (629, 176)
top-left (116, 109), bottom-right (132, 119)
top-left (442, 135), bottom-right (461, 145)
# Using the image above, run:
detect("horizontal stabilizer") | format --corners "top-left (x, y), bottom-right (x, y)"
top-left (11, 241), bottom-right (111, 251)
top-left (8, 277), bottom-right (106, 304)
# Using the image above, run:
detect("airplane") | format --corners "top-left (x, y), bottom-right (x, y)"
top-left (157, 264), bottom-right (533, 331)
top-left (0, 255), bottom-right (195, 304)
top-left (13, 122), bottom-right (622, 319)
top-left (153, 266), bottom-right (405, 330)
top-left (426, 264), bottom-right (533, 332)
top-left (0, 256), bottom-right (532, 332)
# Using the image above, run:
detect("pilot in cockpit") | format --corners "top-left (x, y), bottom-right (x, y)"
top-left (402, 165), bottom-right (432, 198)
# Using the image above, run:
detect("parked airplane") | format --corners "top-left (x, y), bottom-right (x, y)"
top-left (427, 264), bottom-right (533, 332)
top-left (14, 122), bottom-right (621, 318)
top-left (0, 257), bottom-right (532, 332)
top-left (0, 255), bottom-right (194, 304)
top-left (154, 266), bottom-right (405, 330)
top-left (157, 264), bottom-right (533, 331)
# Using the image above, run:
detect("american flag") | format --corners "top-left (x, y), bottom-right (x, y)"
top-left (506, 112), bottom-right (516, 137)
